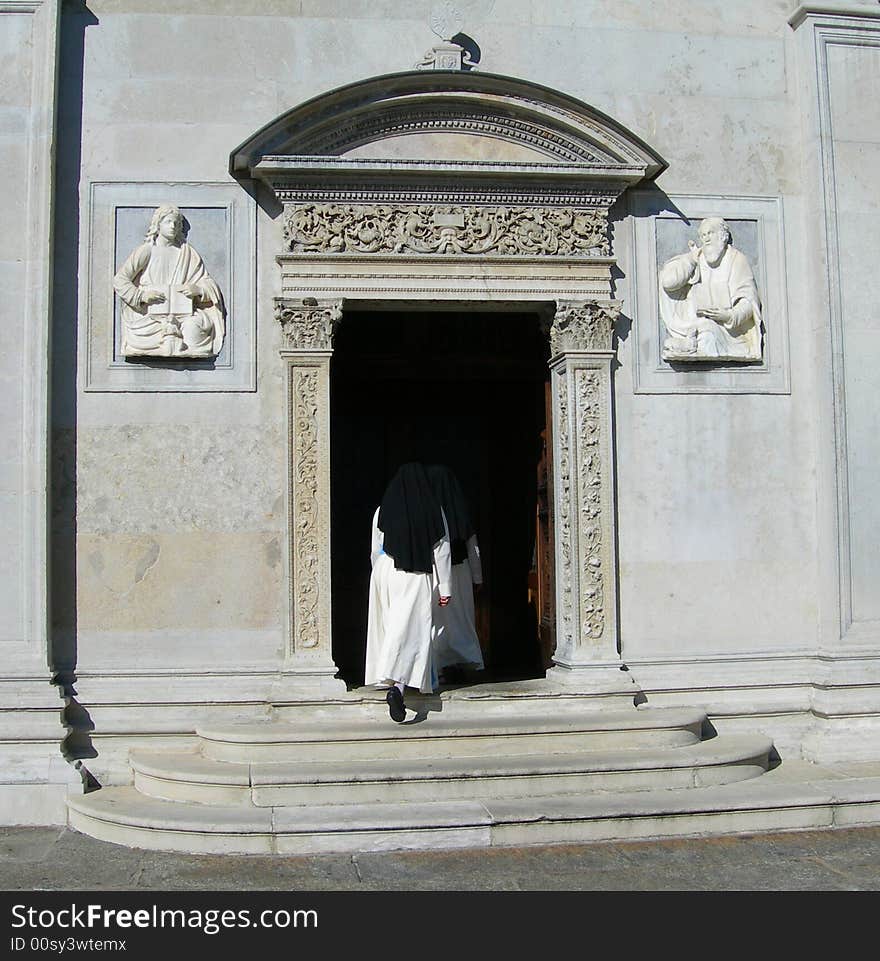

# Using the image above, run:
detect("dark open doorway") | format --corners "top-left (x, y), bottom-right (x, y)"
top-left (330, 308), bottom-right (553, 688)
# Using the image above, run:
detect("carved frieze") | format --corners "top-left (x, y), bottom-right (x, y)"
top-left (576, 369), bottom-right (605, 641)
top-left (276, 299), bottom-right (342, 351)
top-left (291, 367), bottom-right (321, 650)
top-left (549, 301), bottom-right (619, 354)
top-left (282, 204), bottom-right (609, 257)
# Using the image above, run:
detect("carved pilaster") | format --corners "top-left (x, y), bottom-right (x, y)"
top-left (278, 299), bottom-right (345, 693)
top-left (555, 366), bottom-right (574, 651)
top-left (290, 366), bottom-right (322, 653)
top-left (549, 300), bottom-right (619, 668)
top-left (576, 368), bottom-right (606, 643)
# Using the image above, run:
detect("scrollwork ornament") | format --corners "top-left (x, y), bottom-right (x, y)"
top-left (576, 369), bottom-right (605, 641)
top-left (276, 299), bottom-right (342, 351)
top-left (292, 368), bottom-right (321, 650)
top-left (282, 204), bottom-right (609, 258)
top-left (556, 368), bottom-right (573, 646)
top-left (550, 301), bottom-right (619, 354)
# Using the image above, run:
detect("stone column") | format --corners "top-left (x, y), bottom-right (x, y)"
top-left (547, 300), bottom-right (623, 679)
top-left (275, 298), bottom-right (347, 697)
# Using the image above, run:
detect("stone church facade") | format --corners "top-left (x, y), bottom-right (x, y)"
top-left (3, 1), bottom-right (880, 847)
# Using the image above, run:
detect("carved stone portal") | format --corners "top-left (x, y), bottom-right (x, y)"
top-left (242, 69), bottom-right (665, 688)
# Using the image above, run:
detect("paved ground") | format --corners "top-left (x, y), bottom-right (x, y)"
top-left (2, 823), bottom-right (878, 891)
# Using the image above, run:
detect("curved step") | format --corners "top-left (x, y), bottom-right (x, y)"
top-left (130, 734), bottom-right (771, 806)
top-left (67, 768), bottom-right (880, 856)
top-left (196, 706), bottom-right (705, 763)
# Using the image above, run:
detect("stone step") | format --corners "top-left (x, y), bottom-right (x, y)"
top-left (131, 734), bottom-right (771, 806)
top-left (270, 675), bottom-right (644, 722)
top-left (67, 765), bottom-right (880, 856)
top-left (197, 706), bottom-right (705, 763)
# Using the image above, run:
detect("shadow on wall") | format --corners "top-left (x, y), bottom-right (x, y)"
top-left (50, 1), bottom-right (99, 770)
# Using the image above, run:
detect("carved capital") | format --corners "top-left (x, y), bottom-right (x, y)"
top-left (282, 203), bottom-right (609, 257)
top-left (549, 301), bottom-right (620, 354)
top-left (276, 298), bottom-right (342, 351)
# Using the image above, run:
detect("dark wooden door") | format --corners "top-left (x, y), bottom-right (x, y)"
top-left (533, 378), bottom-right (556, 667)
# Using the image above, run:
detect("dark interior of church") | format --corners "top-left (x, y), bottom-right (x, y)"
top-left (330, 308), bottom-right (554, 687)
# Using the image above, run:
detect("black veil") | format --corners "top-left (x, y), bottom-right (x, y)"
top-left (425, 464), bottom-right (475, 565)
top-left (377, 462), bottom-right (446, 574)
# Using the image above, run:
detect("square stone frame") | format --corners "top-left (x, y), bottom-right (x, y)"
top-left (82, 181), bottom-right (257, 392)
top-left (628, 192), bottom-right (791, 394)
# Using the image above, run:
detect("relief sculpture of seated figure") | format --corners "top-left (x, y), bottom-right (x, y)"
top-left (113, 204), bottom-right (225, 359)
top-left (659, 217), bottom-right (762, 363)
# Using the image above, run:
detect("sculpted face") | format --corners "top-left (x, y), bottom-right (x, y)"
top-left (698, 219), bottom-right (729, 266)
top-left (157, 211), bottom-right (183, 244)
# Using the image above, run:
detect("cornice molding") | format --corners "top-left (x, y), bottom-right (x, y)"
top-left (789, 4), bottom-right (880, 28)
top-left (230, 70), bottom-right (666, 191)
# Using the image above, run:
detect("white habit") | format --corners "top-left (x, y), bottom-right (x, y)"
top-left (365, 506), bottom-right (452, 693)
top-left (432, 534), bottom-right (485, 672)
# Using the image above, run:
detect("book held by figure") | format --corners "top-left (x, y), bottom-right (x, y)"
top-left (147, 285), bottom-right (193, 316)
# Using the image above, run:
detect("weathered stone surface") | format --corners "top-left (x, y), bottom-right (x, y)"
top-left (77, 532), bottom-right (282, 631)
top-left (77, 426), bottom-right (285, 534)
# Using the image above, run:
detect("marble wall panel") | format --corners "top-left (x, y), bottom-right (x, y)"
top-left (76, 426), bottom-right (285, 536)
top-left (822, 39), bottom-right (880, 627)
top-left (615, 386), bottom-right (816, 653)
top-left (0, 495), bottom-right (23, 642)
top-left (1, 3), bottom-right (54, 657)
top-left (628, 193), bottom-right (790, 393)
top-left (525, 0), bottom-right (792, 35)
top-left (76, 532), bottom-right (282, 633)
top-left (84, 182), bottom-right (255, 391)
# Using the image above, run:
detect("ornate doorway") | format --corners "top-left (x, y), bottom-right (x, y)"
top-left (230, 69), bottom-right (665, 695)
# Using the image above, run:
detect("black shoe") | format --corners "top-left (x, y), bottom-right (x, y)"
top-left (386, 686), bottom-right (406, 722)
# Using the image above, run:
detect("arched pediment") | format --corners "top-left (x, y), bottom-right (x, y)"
top-left (230, 70), bottom-right (665, 184)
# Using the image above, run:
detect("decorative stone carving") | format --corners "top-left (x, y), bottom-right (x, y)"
top-left (576, 369), bottom-right (605, 640)
top-left (297, 110), bottom-right (604, 163)
top-left (291, 368), bottom-right (321, 650)
top-left (282, 204), bottom-right (609, 257)
top-left (113, 204), bottom-right (225, 359)
top-left (276, 299), bottom-right (342, 351)
top-left (549, 301), bottom-right (619, 354)
top-left (556, 367), bottom-right (573, 647)
top-left (415, 3), bottom-right (475, 70)
top-left (659, 217), bottom-right (763, 362)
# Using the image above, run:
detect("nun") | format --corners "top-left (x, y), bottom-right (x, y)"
top-left (426, 464), bottom-right (485, 683)
top-left (365, 462), bottom-right (453, 722)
